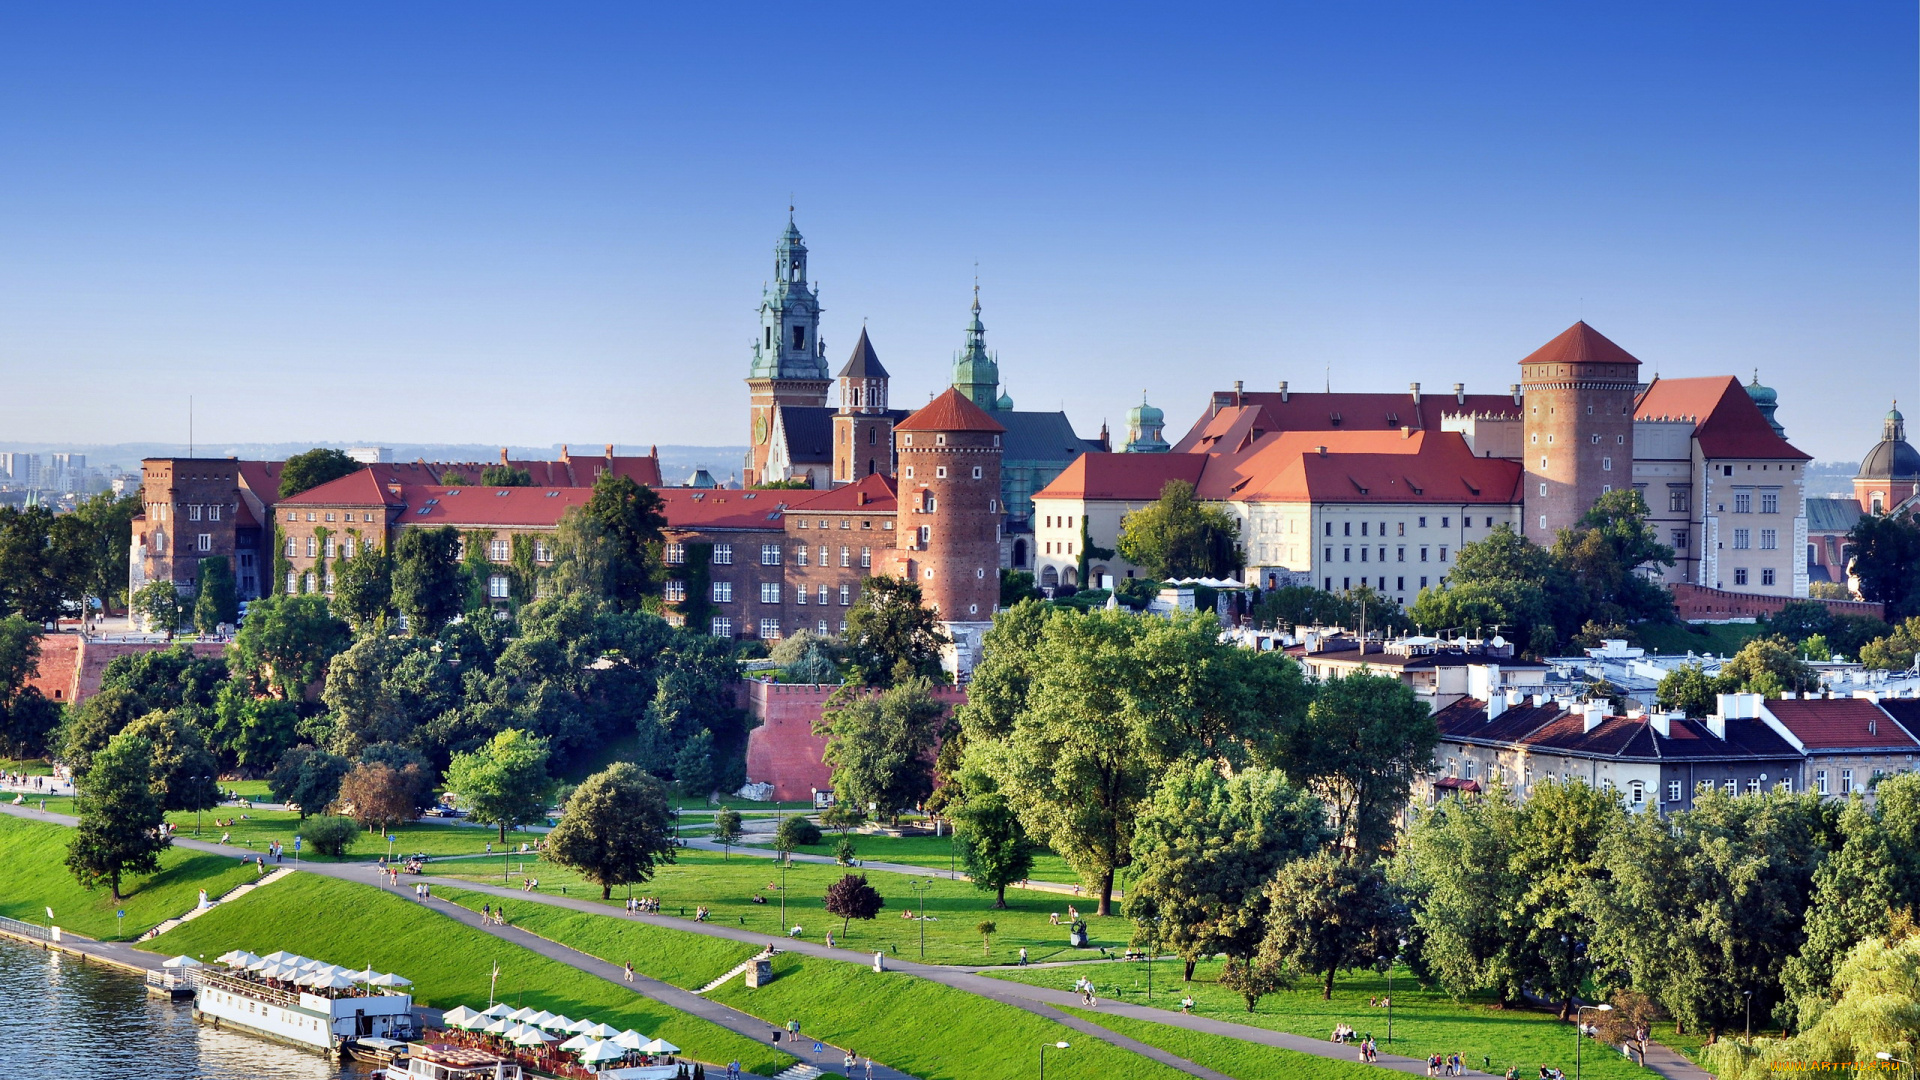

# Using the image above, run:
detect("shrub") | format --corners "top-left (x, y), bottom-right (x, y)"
top-left (301, 815), bottom-right (359, 857)
top-left (775, 815), bottom-right (822, 850)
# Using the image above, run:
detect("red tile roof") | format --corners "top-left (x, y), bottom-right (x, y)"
top-left (1636, 376), bottom-right (1809, 461)
top-left (1764, 698), bottom-right (1919, 750)
top-left (277, 471), bottom-right (405, 507)
top-left (653, 488), bottom-right (791, 531)
top-left (895, 387), bottom-right (1007, 434)
top-left (1030, 453), bottom-right (1207, 501)
top-left (1173, 394), bottom-right (1521, 454)
top-left (1519, 321), bottom-right (1643, 371)
top-left (400, 485), bottom-right (592, 528)
top-left (783, 473), bottom-right (899, 513)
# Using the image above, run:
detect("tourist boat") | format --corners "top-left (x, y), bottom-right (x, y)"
top-left (374, 1042), bottom-right (525, 1080)
top-left (191, 950), bottom-right (417, 1056)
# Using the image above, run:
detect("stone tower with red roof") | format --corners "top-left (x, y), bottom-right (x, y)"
top-left (1519, 322), bottom-right (1642, 542)
top-left (894, 388), bottom-right (1005, 673)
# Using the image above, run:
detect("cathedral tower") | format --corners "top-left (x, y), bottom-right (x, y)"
top-left (951, 286), bottom-right (1002, 413)
top-left (745, 218), bottom-right (830, 485)
top-left (832, 328), bottom-right (895, 486)
top-left (1519, 322), bottom-right (1642, 542)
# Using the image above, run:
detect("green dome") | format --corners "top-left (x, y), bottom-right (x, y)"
top-left (996, 390), bottom-right (1016, 411)
top-left (1744, 370), bottom-right (1777, 407)
top-left (1128, 393), bottom-right (1164, 427)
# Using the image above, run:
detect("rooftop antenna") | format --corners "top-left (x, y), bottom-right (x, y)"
top-left (1325, 361), bottom-right (1331, 394)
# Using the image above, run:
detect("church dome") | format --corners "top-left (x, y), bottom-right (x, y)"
top-left (1128, 394), bottom-right (1164, 428)
top-left (1858, 403), bottom-right (1920, 481)
top-left (1744, 371), bottom-right (1777, 408)
top-left (996, 390), bottom-right (1016, 411)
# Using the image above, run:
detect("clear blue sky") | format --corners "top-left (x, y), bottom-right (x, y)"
top-left (0, 3), bottom-right (1911, 463)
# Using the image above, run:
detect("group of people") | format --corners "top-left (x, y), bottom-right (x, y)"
top-left (519, 877), bottom-right (541, 892)
top-left (625, 896), bottom-right (660, 914)
top-left (412, 882), bottom-right (433, 901)
top-left (478, 903), bottom-right (507, 926)
top-left (1423, 1051), bottom-right (1468, 1075)
top-left (693, 905), bottom-right (712, 922)
top-left (1047, 904), bottom-right (1084, 927)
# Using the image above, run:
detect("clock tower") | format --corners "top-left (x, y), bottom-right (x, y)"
top-left (745, 216), bottom-right (831, 486)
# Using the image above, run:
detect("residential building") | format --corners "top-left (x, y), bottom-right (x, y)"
top-left (1761, 695), bottom-right (1920, 804)
top-left (1284, 637), bottom-right (1550, 712)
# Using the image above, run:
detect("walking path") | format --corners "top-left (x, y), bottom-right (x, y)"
top-left (0, 801), bottom-right (1714, 1080)
top-left (684, 837), bottom-right (1104, 899)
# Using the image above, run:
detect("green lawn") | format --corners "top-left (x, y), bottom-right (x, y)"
top-left (434, 886), bottom-right (758, 991)
top-left (992, 959), bottom-right (1652, 1080)
top-left (126, 804), bottom-right (539, 862)
top-left (0, 757), bottom-right (53, 775)
top-left (1058, 1006), bottom-right (1382, 1080)
top-left (431, 848), bottom-right (1133, 966)
top-left (1635, 620), bottom-right (1769, 657)
top-left (742, 831), bottom-right (1078, 884)
top-left (0, 814), bottom-right (257, 940)
top-left (141, 873), bottom-right (785, 1075)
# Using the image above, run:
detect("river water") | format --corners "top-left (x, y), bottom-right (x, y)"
top-left (0, 935), bottom-right (372, 1079)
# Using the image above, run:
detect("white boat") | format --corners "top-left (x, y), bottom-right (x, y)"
top-left (192, 958), bottom-right (417, 1054)
top-left (377, 1042), bottom-right (523, 1080)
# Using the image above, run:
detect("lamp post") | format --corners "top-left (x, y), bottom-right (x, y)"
top-left (1743, 989), bottom-right (1753, 1043)
top-left (909, 879), bottom-right (933, 960)
top-left (1575, 1003), bottom-right (1613, 1080)
top-left (1038, 1041), bottom-right (1069, 1080)
top-left (1876, 1052), bottom-right (1909, 1080)
top-left (1387, 936), bottom-right (1407, 1044)
top-left (780, 851), bottom-right (791, 932)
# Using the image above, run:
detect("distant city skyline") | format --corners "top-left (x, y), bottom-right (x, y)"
top-left (0, 4), bottom-right (1911, 462)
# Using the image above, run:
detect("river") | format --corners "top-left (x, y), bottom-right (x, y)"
top-left (0, 934), bottom-right (374, 1079)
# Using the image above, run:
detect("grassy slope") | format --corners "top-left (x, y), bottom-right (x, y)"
top-left (431, 847), bottom-right (1133, 965)
top-left (1058, 1006), bottom-right (1382, 1080)
top-left (434, 887), bottom-right (756, 991)
top-left (0, 814), bottom-right (256, 940)
top-left (992, 959), bottom-right (1651, 1080)
top-left (742, 832), bottom-right (1077, 883)
top-left (26, 800), bottom-right (549, 862)
top-left (1636, 620), bottom-right (1769, 657)
top-left (141, 873), bottom-right (785, 1075)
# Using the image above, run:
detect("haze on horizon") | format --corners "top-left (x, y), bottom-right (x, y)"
top-left (0, 3), bottom-right (1912, 464)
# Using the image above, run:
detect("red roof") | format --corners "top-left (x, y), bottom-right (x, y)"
top-left (653, 488), bottom-right (790, 531)
top-left (277, 471), bottom-right (404, 507)
top-left (784, 473), bottom-right (899, 514)
top-left (1031, 454), bottom-right (1207, 501)
top-left (1519, 321), bottom-right (1643, 371)
top-left (1173, 394), bottom-right (1521, 454)
top-left (895, 388), bottom-right (1007, 434)
top-left (399, 485), bottom-right (592, 528)
top-left (1764, 698), bottom-right (1919, 750)
top-left (1636, 376), bottom-right (1809, 461)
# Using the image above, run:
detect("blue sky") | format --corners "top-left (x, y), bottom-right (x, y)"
top-left (0, 3), bottom-right (1911, 463)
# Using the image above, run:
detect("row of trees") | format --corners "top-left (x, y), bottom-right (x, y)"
top-left (0, 493), bottom-right (143, 622)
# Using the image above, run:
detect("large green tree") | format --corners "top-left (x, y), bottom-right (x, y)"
top-left (193, 556), bottom-right (239, 633)
top-left (1504, 778), bottom-right (1624, 1018)
top-left (1847, 513), bottom-right (1920, 622)
top-left (131, 581), bottom-right (188, 639)
top-left (816, 677), bottom-right (946, 824)
top-left (278, 448), bottom-right (360, 498)
top-left (0, 505), bottom-right (67, 623)
top-left (445, 728), bottom-right (553, 842)
top-left (1128, 761), bottom-right (1328, 981)
top-left (65, 732), bottom-right (169, 900)
top-left (391, 526), bottom-right (466, 635)
top-left (1115, 479), bottom-right (1243, 581)
top-left (209, 682), bottom-right (299, 772)
top-left (1860, 617), bottom-right (1920, 671)
top-left (1707, 931), bottom-right (1920, 1080)
top-left (265, 746), bottom-right (351, 819)
top-left (331, 540), bottom-right (393, 633)
top-left (0, 616), bottom-right (57, 758)
top-left (544, 762), bottom-right (677, 899)
top-left (120, 711), bottom-right (221, 813)
top-left (1258, 850), bottom-right (1407, 1001)
top-left (1289, 670), bottom-right (1437, 858)
top-left (230, 593), bottom-right (350, 700)
top-left (575, 471), bottom-right (668, 608)
top-left (1408, 524), bottom-right (1575, 655)
top-left (1551, 488), bottom-right (1676, 625)
top-left (1394, 786), bottom-right (1523, 1003)
top-left (59, 492), bottom-right (143, 610)
top-left (844, 576), bottom-right (948, 687)
top-left (950, 770), bottom-right (1036, 909)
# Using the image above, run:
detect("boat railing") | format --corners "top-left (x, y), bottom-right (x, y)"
top-left (146, 968), bottom-right (193, 991)
top-left (194, 966), bottom-right (305, 1008)
top-left (0, 915), bottom-right (53, 942)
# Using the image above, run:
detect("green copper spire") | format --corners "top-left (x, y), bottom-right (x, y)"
top-left (750, 215), bottom-right (827, 380)
top-left (952, 282), bottom-right (1000, 411)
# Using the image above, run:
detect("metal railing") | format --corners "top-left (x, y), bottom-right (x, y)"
top-left (194, 967), bottom-right (303, 1008)
top-left (0, 915), bottom-right (53, 942)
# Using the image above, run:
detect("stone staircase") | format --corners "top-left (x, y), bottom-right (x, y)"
top-left (139, 867), bottom-right (294, 941)
top-left (771, 1065), bottom-right (823, 1080)
top-left (691, 947), bottom-right (776, 995)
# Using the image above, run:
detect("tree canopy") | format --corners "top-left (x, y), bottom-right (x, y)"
top-left (843, 576), bottom-right (947, 687)
top-left (1848, 512), bottom-right (1920, 621)
top-left (65, 732), bottom-right (168, 900)
top-left (545, 762), bottom-right (677, 899)
top-left (816, 677), bottom-right (947, 824)
top-left (1115, 480), bottom-right (1244, 581)
top-left (278, 448), bottom-right (360, 498)
top-left (445, 728), bottom-right (552, 842)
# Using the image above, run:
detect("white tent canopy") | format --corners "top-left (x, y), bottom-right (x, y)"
top-left (508, 1007), bottom-right (538, 1022)
top-left (578, 1041), bottom-right (627, 1064)
top-left (483, 1018), bottom-right (514, 1036)
top-left (512, 1027), bottom-right (557, 1047)
top-left (482, 1003), bottom-right (515, 1019)
top-left (369, 972), bottom-right (413, 988)
top-left (559, 1033), bottom-right (595, 1051)
top-left (160, 955), bottom-right (203, 969)
top-left (612, 1030), bottom-right (648, 1050)
top-left (442, 1006), bottom-right (484, 1030)
top-left (584, 1023), bottom-right (621, 1038)
top-left (261, 950), bottom-right (302, 964)
top-left (641, 1038), bottom-right (679, 1054)
top-left (567, 1018), bottom-right (599, 1034)
top-left (543, 1014), bottom-right (577, 1032)
top-left (306, 972), bottom-right (357, 990)
top-left (524, 1010), bottom-right (556, 1028)
top-left (216, 950), bottom-right (258, 967)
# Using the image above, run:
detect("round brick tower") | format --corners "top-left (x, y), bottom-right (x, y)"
top-left (893, 387), bottom-right (1005, 624)
top-left (1520, 322), bottom-right (1642, 542)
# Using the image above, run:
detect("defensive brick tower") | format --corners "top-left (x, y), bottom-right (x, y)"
top-left (1519, 322), bottom-right (1642, 542)
top-left (893, 387), bottom-right (1005, 641)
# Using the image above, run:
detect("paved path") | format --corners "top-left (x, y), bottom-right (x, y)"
top-left (684, 837), bottom-right (1105, 900)
top-left (0, 801), bottom-right (1714, 1080)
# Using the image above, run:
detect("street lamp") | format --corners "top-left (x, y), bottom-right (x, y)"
top-left (1575, 1003), bottom-right (1613, 1080)
top-left (909, 879), bottom-right (934, 960)
top-left (1387, 936), bottom-right (1407, 1044)
top-left (1743, 990), bottom-right (1753, 1043)
top-left (1038, 1041), bottom-right (1069, 1080)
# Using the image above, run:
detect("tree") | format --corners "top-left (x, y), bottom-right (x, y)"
top-left (1259, 851), bottom-right (1406, 1000)
top-left (131, 581), bottom-right (188, 639)
top-left (1862, 617), bottom-right (1920, 672)
top-left (1115, 480), bottom-right (1243, 581)
top-left (1552, 488), bottom-right (1676, 625)
top-left (230, 593), bottom-right (351, 700)
top-left (1656, 661), bottom-right (1721, 717)
top-left (823, 873), bottom-right (886, 937)
top-left (1289, 671), bottom-right (1437, 858)
top-left (1127, 762), bottom-right (1329, 980)
top-left (209, 682), bottom-right (299, 772)
top-left (1395, 787), bottom-right (1523, 1003)
top-left (1219, 952), bottom-right (1294, 1013)
top-left (337, 761), bottom-right (424, 834)
top-left (57, 685), bottom-right (148, 778)
top-left (776, 815), bottom-right (822, 850)
top-left (1847, 513), bottom-right (1920, 622)
top-left (1719, 635), bottom-right (1821, 696)
top-left (1503, 779), bottom-right (1624, 1018)
top-left (278, 448), bottom-right (360, 498)
top-left (816, 677), bottom-right (946, 824)
top-left (844, 576), bottom-right (947, 687)
top-left (65, 732), bottom-right (168, 900)
top-left (120, 711), bottom-right (220, 813)
top-left (951, 773), bottom-right (1036, 909)
top-left (192, 556), bottom-right (238, 634)
top-left (545, 763), bottom-right (678, 899)
top-left (713, 808), bottom-right (744, 860)
top-left (480, 464), bottom-right (534, 487)
top-left (0, 505), bottom-right (65, 623)
top-left (60, 492), bottom-right (143, 611)
top-left (391, 526), bottom-right (466, 635)
top-left (266, 746), bottom-right (350, 819)
top-left (977, 920), bottom-right (997, 954)
top-left (331, 542), bottom-right (393, 633)
top-left (0, 615), bottom-right (56, 758)
top-left (673, 728), bottom-right (717, 798)
top-left (445, 728), bottom-right (552, 842)
top-left (301, 815), bottom-right (359, 857)
top-left (1707, 930), bottom-right (1920, 1080)
top-left (962, 606), bottom-right (1313, 915)
top-left (321, 635), bottom-right (457, 757)
top-left (575, 471), bottom-right (667, 609)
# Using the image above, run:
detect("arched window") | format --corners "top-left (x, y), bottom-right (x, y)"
top-left (1041, 566), bottom-right (1058, 587)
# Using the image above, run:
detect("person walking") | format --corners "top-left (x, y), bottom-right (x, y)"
top-left (623, 961), bottom-right (634, 983)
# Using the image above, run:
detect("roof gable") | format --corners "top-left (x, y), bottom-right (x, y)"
top-left (1520, 321), bottom-right (1643, 371)
top-left (1636, 376), bottom-right (1810, 462)
top-left (897, 388), bottom-right (1007, 434)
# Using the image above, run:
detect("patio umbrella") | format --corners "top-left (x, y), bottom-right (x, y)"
top-left (370, 972), bottom-right (413, 988)
top-left (524, 1010), bottom-right (556, 1028)
top-left (559, 1034), bottom-right (594, 1051)
top-left (216, 950), bottom-right (258, 967)
top-left (483, 1018), bottom-right (514, 1036)
top-left (161, 955), bottom-right (203, 969)
top-left (308, 972), bottom-right (357, 991)
top-left (512, 1027), bottom-right (557, 1047)
top-left (442, 1006), bottom-right (484, 1030)
top-left (611, 1030), bottom-right (648, 1051)
top-left (482, 1003), bottom-right (515, 1019)
top-left (508, 1007), bottom-right (538, 1022)
top-left (582, 1023), bottom-right (621, 1039)
top-left (259, 963), bottom-right (296, 980)
top-left (261, 950), bottom-right (300, 964)
top-left (567, 1018), bottom-right (598, 1034)
top-left (343, 966), bottom-right (379, 984)
top-left (578, 1041), bottom-right (627, 1065)
top-left (641, 1039), bottom-right (680, 1055)
top-left (245, 956), bottom-right (277, 972)
top-left (542, 1014), bottom-right (576, 1032)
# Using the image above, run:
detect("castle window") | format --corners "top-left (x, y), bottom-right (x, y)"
top-left (795, 585), bottom-right (807, 604)
top-left (1734, 567), bottom-right (1748, 585)
top-left (904, 467), bottom-right (914, 479)
top-left (1344, 522), bottom-right (1351, 536)
top-left (1762, 567), bottom-right (1776, 586)
top-left (1439, 546), bottom-right (1448, 561)
top-left (198, 533), bottom-right (212, 552)
top-left (1733, 528), bottom-right (1750, 549)
top-left (324, 537), bottom-right (337, 558)
top-left (1761, 491), bottom-right (1779, 514)
top-left (343, 538), bottom-right (356, 559)
top-left (760, 545), bottom-right (781, 565)
top-left (1420, 547), bottom-right (1429, 562)
top-left (904, 435), bottom-right (913, 446)
top-left (488, 539), bottom-right (509, 561)
top-left (1361, 522), bottom-right (1369, 536)
top-left (860, 547), bottom-right (872, 567)
top-left (936, 435), bottom-right (947, 446)
top-left (1441, 517), bottom-right (1450, 528)
top-left (488, 574), bottom-right (510, 600)
top-left (869, 428), bottom-right (877, 445)
top-left (792, 326), bottom-right (805, 350)
top-left (1540, 456), bottom-right (1548, 469)
top-left (1673, 530), bottom-right (1688, 551)
top-left (1669, 488), bottom-right (1689, 512)
top-left (1547, 435), bottom-right (1554, 444)
top-left (840, 584), bottom-right (851, 605)
top-left (818, 546), bottom-right (829, 564)
top-left (936, 467), bottom-right (947, 479)
top-left (285, 536), bottom-right (298, 557)
top-left (818, 585), bottom-right (829, 604)
top-left (1418, 517), bottom-right (1427, 528)
top-left (1734, 491), bottom-right (1752, 513)
top-left (189, 504), bottom-right (202, 521)
top-left (712, 581), bottom-right (733, 603)
top-left (1760, 529), bottom-right (1777, 550)
top-left (307, 512), bottom-right (316, 522)
top-left (664, 542), bottom-right (685, 564)
top-left (798, 518), bottom-right (810, 529)
top-left (795, 546), bottom-right (808, 566)
top-left (972, 467), bottom-right (982, 479)
top-left (711, 616), bottom-right (732, 638)
top-left (1602, 457), bottom-right (1612, 471)
top-left (664, 580), bottom-right (686, 602)
top-left (306, 537), bottom-right (317, 558)
top-left (840, 547), bottom-right (850, 567)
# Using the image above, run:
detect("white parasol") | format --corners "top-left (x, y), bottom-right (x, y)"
top-left (559, 1033), bottom-right (594, 1051)
top-left (442, 1006), bottom-right (484, 1030)
top-left (542, 1014), bottom-right (576, 1032)
top-left (161, 955), bottom-right (203, 969)
top-left (611, 1030), bottom-right (648, 1051)
top-left (512, 1027), bottom-right (557, 1047)
top-left (578, 1041), bottom-right (627, 1064)
top-left (641, 1038), bottom-right (680, 1054)
top-left (369, 972), bottom-right (413, 988)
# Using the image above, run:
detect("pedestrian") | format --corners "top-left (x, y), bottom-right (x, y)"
top-left (843, 1052), bottom-right (855, 1072)
top-left (1018, 947), bottom-right (1028, 965)
top-left (624, 961), bottom-right (634, 983)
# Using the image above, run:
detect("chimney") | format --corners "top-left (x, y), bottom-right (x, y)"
top-left (498, 447), bottom-right (509, 466)
top-left (1647, 711), bottom-right (1673, 738)
top-left (856, 490), bottom-right (868, 506)
top-left (1454, 382), bottom-right (1466, 405)
top-left (1234, 380), bottom-right (1244, 403)
top-left (1278, 380), bottom-right (1289, 402)
top-left (604, 443), bottom-right (615, 461)
top-left (1487, 692), bottom-right (1507, 721)
top-left (1511, 383), bottom-right (1523, 406)
top-left (1468, 663), bottom-right (1500, 708)
top-left (1583, 701), bottom-right (1606, 733)
top-left (560, 445), bottom-right (570, 462)
top-left (1316, 445), bottom-right (1328, 457)
top-left (1410, 382), bottom-right (1421, 406)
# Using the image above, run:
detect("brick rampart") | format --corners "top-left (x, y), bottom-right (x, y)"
top-left (1671, 583), bottom-right (1886, 623)
top-left (743, 678), bottom-right (967, 803)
